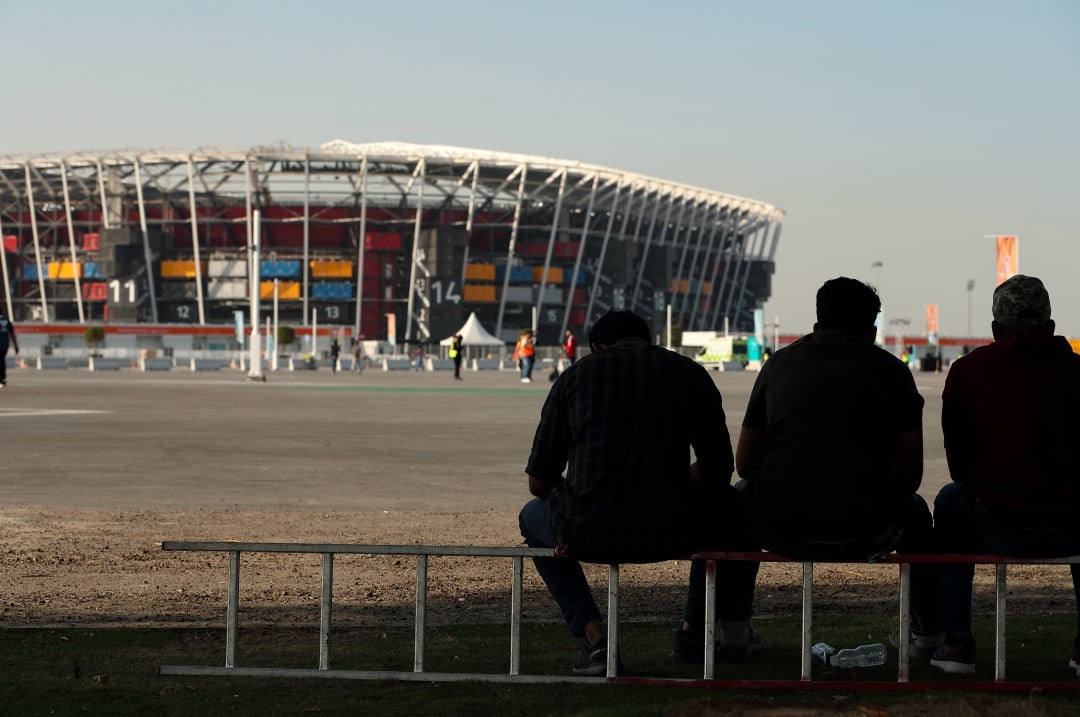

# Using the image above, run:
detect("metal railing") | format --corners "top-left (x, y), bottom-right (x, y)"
top-left (160, 541), bottom-right (1080, 690)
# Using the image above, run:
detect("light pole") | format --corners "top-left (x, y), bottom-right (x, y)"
top-left (966, 279), bottom-right (975, 337)
top-left (871, 261), bottom-right (884, 344)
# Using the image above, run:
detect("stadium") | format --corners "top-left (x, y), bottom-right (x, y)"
top-left (0, 141), bottom-right (784, 348)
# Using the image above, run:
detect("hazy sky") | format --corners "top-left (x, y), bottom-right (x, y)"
top-left (2, 1), bottom-right (1076, 338)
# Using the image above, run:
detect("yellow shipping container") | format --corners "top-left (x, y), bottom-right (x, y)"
top-left (48, 262), bottom-right (81, 279)
top-left (260, 281), bottom-right (301, 299)
top-left (465, 263), bottom-right (496, 281)
top-left (532, 266), bottom-right (563, 283)
top-left (310, 260), bottom-right (353, 278)
top-left (463, 284), bottom-right (496, 303)
top-left (160, 260), bottom-right (207, 279)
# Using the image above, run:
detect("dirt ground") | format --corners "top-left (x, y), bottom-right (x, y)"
top-left (1, 369), bottom-right (1075, 627)
top-left (3, 370), bottom-right (1078, 714)
top-left (3, 505), bottom-right (1074, 630)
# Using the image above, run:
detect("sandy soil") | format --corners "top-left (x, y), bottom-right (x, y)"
top-left (4, 506), bottom-right (1075, 631)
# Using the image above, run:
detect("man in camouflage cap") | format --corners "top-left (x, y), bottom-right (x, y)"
top-left (931, 275), bottom-right (1080, 675)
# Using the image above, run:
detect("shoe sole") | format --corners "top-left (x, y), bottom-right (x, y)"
top-left (930, 657), bottom-right (976, 675)
top-left (888, 628), bottom-right (942, 660)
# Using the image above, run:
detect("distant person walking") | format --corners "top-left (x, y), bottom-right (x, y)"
top-left (329, 339), bottom-right (341, 374)
top-left (0, 311), bottom-right (19, 388)
top-left (351, 338), bottom-right (365, 374)
top-left (563, 329), bottom-right (577, 365)
top-left (450, 334), bottom-right (464, 380)
top-left (514, 329), bottom-right (535, 383)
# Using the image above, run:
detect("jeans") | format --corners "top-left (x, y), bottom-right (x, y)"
top-left (935, 481), bottom-right (1080, 633)
top-left (519, 355), bottom-right (534, 380)
top-left (742, 481), bottom-right (940, 637)
top-left (519, 497), bottom-right (602, 637)
top-left (682, 483), bottom-right (760, 630)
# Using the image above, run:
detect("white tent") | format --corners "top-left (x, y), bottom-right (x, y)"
top-left (439, 312), bottom-right (505, 350)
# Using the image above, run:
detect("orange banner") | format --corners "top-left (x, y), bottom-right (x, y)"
top-left (996, 235), bottom-right (1018, 285)
top-left (926, 304), bottom-right (938, 334)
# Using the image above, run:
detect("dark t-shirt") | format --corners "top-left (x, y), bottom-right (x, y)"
top-left (742, 331), bottom-right (923, 535)
top-left (525, 338), bottom-right (734, 563)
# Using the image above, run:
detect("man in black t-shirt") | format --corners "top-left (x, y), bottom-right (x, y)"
top-left (735, 278), bottom-right (940, 648)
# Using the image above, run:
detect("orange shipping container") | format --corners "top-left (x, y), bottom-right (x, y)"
top-left (161, 260), bottom-right (207, 279)
top-left (260, 281), bottom-right (301, 299)
top-left (463, 284), bottom-right (496, 303)
top-left (532, 266), bottom-right (564, 283)
top-left (465, 263), bottom-right (496, 281)
top-left (310, 261), bottom-right (352, 278)
top-left (48, 262), bottom-right (81, 279)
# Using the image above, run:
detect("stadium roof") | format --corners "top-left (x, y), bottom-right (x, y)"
top-left (0, 140), bottom-right (785, 224)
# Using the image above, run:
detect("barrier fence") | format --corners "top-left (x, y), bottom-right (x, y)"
top-left (159, 541), bottom-right (1080, 690)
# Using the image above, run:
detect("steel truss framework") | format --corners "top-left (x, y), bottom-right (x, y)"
top-left (0, 141), bottom-right (784, 341)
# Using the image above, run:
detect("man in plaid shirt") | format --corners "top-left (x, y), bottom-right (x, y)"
top-left (520, 310), bottom-right (758, 675)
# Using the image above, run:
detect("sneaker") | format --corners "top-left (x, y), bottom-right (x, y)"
top-left (889, 626), bottom-right (943, 659)
top-left (521, 377), bottom-right (532, 383)
top-left (572, 636), bottom-right (618, 676)
top-left (929, 634), bottom-right (976, 675)
top-left (670, 625), bottom-right (763, 663)
top-left (717, 626), bottom-right (763, 660)
top-left (1070, 632), bottom-right (1080, 676)
top-left (670, 627), bottom-right (704, 663)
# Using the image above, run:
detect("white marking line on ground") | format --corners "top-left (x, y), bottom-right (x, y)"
top-left (0, 408), bottom-right (110, 418)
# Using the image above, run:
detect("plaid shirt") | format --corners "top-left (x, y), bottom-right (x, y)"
top-left (525, 337), bottom-right (733, 562)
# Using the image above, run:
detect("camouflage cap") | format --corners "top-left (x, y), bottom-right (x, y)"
top-left (992, 275), bottom-right (1051, 327)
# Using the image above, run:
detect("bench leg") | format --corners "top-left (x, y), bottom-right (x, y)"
top-left (607, 564), bottom-right (619, 678)
top-left (415, 555), bottom-right (427, 673)
top-left (704, 560), bottom-right (716, 679)
top-left (995, 564), bottom-right (1007, 682)
top-left (226, 551), bottom-right (240, 669)
top-left (319, 553), bottom-right (333, 670)
top-left (801, 562), bottom-right (813, 681)
top-left (511, 556), bottom-right (524, 676)
top-left (898, 561), bottom-right (910, 682)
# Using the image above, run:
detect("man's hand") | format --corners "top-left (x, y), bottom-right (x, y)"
top-left (528, 474), bottom-right (557, 499)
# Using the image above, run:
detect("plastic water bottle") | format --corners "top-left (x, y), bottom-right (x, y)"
top-left (810, 642), bottom-right (835, 666)
top-left (828, 643), bottom-right (887, 668)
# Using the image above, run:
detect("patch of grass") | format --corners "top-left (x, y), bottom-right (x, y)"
top-left (2, 616), bottom-right (1078, 716)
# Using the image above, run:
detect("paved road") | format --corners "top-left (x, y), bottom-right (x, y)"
top-left (0, 365), bottom-right (951, 512)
